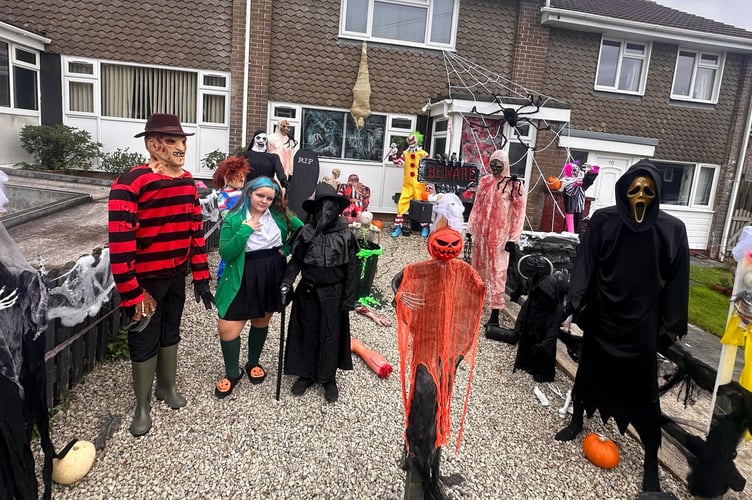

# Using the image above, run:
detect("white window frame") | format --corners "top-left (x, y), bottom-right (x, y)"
top-left (198, 71), bottom-right (229, 127)
top-left (653, 161), bottom-right (719, 209)
top-left (270, 102), bottom-right (416, 164)
top-left (670, 48), bottom-right (725, 104)
top-left (338, 0), bottom-right (460, 51)
top-left (430, 118), bottom-right (448, 157)
top-left (63, 57), bottom-right (98, 116)
top-left (594, 38), bottom-right (651, 96)
top-left (0, 40), bottom-right (41, 115)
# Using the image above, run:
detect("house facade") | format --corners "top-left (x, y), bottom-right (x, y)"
top-left (3, 0), bottom-right (752, 257)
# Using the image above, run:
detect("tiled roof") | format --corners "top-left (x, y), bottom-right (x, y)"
top-left (0, 0), bottom-right (233, 70)
top-left (550, 0), bottom-right (752, 40)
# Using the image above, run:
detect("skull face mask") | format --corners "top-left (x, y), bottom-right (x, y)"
top-left (146, 134), bottom-right (186, 170)
top-left (626, 175), bottom-right (656, 224)
top-left (489, 158), bottom-right (506, 178)
top-left (252, 133), bottom-right (268, 152)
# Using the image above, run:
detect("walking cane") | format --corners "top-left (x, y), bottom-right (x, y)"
top-left (275, 288), bottom-right (288, 401)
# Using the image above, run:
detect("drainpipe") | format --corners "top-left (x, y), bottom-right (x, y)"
top-left (241, 0), bottom-right (252, 147)
top-left (719, 86), bottom-right (752, 261)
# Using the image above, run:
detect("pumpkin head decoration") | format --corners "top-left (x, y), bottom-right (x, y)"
top-left (427, 227), bottom-right (463, 261)
top-left (52, 439), bottom-right (97, 485)
top-left (582, 432), bottom-right (620, 469)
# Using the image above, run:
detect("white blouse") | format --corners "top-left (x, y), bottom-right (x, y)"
top-left (245, 209), bottom-right (283, 251)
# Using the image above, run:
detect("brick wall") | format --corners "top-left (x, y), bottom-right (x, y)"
top-left (512, 0), bottom-right (550, 91)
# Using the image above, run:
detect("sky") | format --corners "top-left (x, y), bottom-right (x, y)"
top-left (654, 0), bottom-right (752, 32)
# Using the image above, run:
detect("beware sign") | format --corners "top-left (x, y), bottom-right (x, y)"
top-left (418, 158), bottom-right (480, 187)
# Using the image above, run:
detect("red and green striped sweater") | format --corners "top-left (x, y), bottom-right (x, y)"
top-left (108, 165), bottom-right (210, 307)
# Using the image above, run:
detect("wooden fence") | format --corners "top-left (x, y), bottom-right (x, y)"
top-left (42, 220), bottom-right (219, 408)
top-left (727, 180), bottom-right (752, 252)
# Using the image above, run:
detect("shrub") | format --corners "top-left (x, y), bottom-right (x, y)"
top-left (100, 148), bottom-right (148, 175)
top-left (18, 124), bottom-right (102, 173)
top-left (201, 149), bottom-right (228, 171)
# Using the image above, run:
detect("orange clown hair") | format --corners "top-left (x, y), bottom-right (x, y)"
top-left (212, 156), bottom-right (251, 189)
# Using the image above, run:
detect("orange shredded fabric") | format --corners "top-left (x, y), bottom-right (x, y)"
top-left (396, 258), bottom-right (486, 452)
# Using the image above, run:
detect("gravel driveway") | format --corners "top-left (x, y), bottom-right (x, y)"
top-left (39, 231), bottom-right (693, 499)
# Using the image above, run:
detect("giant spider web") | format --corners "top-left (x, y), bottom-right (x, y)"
top-left (438, 51), bottom-right (580, 229)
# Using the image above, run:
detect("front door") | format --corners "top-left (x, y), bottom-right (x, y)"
top-left (588, 154), bottom-right (632, 213)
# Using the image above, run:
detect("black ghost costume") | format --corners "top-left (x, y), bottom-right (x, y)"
top-left (243, 130), bottom-right (289, 191)
top-left (560, 160), bottom-right (689, 493)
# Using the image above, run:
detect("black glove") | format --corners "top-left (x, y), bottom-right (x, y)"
top-left (194, 280), bottom-right (215, 310)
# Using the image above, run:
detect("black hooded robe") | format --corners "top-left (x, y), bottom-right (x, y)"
top-left (567, 160), bottom-right (689, 432)
top-left (283, 220), bottom-right (358, 383)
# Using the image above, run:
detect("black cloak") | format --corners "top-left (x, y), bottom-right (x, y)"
top-left (282, 219), bottom-right (358, 383)
top-left (243, 150), bottom-right (289, 191)
top-left (567, 160), bottom-right (689, 432)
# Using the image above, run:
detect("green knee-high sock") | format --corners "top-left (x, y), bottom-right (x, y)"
top-left (248, 326), bottom-right (269, 365)
top-left (220, 337), bottom-right (242, 378)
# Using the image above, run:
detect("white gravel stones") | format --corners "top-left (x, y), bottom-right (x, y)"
top-left (37, 230), bottom-right (700, 499)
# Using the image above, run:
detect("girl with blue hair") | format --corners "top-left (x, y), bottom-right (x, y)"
top-left (213, 176), bottom-right (303, 398)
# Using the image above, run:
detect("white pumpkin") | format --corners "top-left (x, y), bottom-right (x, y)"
top-left (52, 440), bottom-right (96, 485)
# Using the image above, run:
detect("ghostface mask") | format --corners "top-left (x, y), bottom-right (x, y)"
top-left (626, 175), bottom-right (656, 224)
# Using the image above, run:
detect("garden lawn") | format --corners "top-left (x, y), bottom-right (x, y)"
top-left (689, 264), bottom-right (734, 337)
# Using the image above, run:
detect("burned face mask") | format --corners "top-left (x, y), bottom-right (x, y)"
top-left (626, 175), bottom-right (656, 224)
top-left (146, 134), bottom-right (186, 170)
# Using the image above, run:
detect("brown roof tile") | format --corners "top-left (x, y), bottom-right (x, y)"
top-left (551, 0), bottom-right (752, 40)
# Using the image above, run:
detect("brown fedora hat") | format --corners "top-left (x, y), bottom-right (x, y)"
top-left (134, 113), bottom-right (195, 138)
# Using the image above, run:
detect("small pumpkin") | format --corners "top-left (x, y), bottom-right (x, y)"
top-left (546, 176), bottom-right (563, 191)
top-left (582, 432), bottom-right (620, 469)
top-left (372, 219), bottom-right (384, 230)
top-left (52, 440), bottom-right (96, 485)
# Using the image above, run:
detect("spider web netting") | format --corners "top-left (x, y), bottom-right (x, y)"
top-left (440, 51), bottom-right (580, 228)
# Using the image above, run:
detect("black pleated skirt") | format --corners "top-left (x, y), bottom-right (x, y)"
top-left (222, 248), bottom-right (285, 321)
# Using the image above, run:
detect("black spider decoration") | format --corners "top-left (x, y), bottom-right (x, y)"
top-left (470, 94), bottom-right (551, 150)
top-left (496, 174), bottom-right (524, 197)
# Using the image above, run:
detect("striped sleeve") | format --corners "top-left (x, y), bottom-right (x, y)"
top-left (108, 167), bottom-right (145, 306)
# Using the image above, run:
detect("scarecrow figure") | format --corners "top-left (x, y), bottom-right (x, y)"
top-left (394, 225), bottom-right (485, 498)
top-left (281, 183), bottom-right (359, 403)
top-left (555, 160), bottom-right (689, 495)
top-left (466, 150), bottom-right (526, 339)
top-left (390, 131), bottom-right (429, 238)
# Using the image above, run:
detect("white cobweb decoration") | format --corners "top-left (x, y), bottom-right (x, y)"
top-left (44, 248), bottom-right (115, 327)
top-left (439, 51), bottom-right (580, 229)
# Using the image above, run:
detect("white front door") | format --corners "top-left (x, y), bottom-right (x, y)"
top-left (588, 154), bottom-right (633, 213)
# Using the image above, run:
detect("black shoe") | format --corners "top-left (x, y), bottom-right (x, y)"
top-left (324, 381), bottom-right (339, 402)
top-left (291, 377), bottom-right (314, 396)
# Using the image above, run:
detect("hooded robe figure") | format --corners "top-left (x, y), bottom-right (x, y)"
top-left (394, 226), bottom-right (486, 499)
top-left (281, 183), bottom-right (358, 402)
top-left (466, 150), bottom-right (526, 336)
top-left (555, 160), bottom-right (689, 494)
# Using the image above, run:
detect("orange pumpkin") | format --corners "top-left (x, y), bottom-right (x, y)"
top-left (372, 219), bottom-right (384, 230)
top-left (583, 432), bottom-right (620, 469)
top-left (546, 176), bottom-right (562, 191)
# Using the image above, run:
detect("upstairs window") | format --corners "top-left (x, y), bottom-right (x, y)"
top-left (671, 49), bottom-right (724, 103)
top-left (340, 0), bottom-right (458, 50)
top-left (0, 41), bottom-right (40, 111)
top-left (595, 38), bottom-right (650, 95)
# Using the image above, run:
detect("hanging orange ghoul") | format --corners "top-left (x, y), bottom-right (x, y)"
top-left (396, 228), bottom-right (486, 451)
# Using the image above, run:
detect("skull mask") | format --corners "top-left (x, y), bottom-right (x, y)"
top-left (146, 134), bottom-right (186, 170)
top-left (626, 175), bottom-right (656, 224)
top-left (252, 132), bottom-right (268, 152)
top-left (489, 158), bottom-right (506, 178)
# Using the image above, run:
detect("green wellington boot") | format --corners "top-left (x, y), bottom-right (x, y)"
top-left (154, 344), bottom-right (187, 409)
top-left (130, 356), bottom-right (157, 437)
